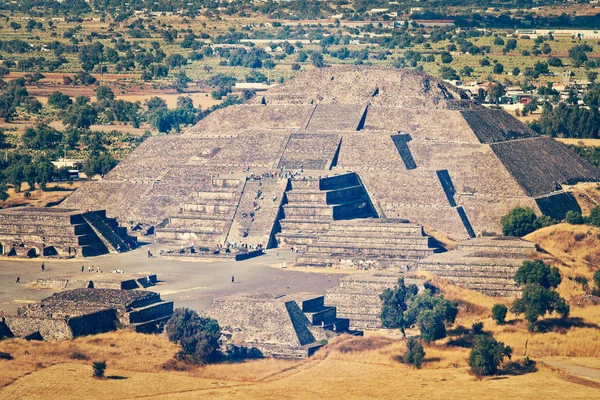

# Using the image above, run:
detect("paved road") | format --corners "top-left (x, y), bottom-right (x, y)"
top-left (543, 358), bottom-right (600, 381)
top-left (0, 247), bottom-right (346, 314)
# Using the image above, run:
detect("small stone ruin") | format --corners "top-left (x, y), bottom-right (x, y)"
top-left (203, 293), bottom-right (363, 358)
top-left (1, 288), bottom-right (173, 340)
top-left (0, 207), bottom-right (135, 258)
top-left (416, 237), bottom-right (538, 296)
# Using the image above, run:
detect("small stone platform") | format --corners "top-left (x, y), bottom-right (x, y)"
top-left (0, 207), bottom-right (135, 258)
top-left (325, 270), bottom-right (424, 330)
top-left (416, 236), bottom-right (537, 297)
top-left (203, 293), bottom-right (362, 358)
top-left (1, 288), bottom-right (173, 340)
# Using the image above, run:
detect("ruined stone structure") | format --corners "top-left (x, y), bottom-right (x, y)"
top-left (59, 66), bottom-right (599, 249)
top-left (325, 270), bottom-right (424, 330)
top-left (0, 207), bottom-right (135, 258)
top-left (35, 274), bottom-right (158, 290)
top-left (1, 288), bottom-right (173, 340)
top-left (416, 237), bottom-right (538, 296)
top-left (203, 293), bottom-right (361, 358)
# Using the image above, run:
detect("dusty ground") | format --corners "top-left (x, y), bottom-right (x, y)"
top-left (0, 249), bottom-right (344, 315)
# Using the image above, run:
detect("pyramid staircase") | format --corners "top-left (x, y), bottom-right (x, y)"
top-left (276, 172), bottom-right (377, 250)
top-left (155, 178), bottom-right (244, 246)
top-left (299, 296), bottom-right (360, 334)
top-left (225, 177), bottom-right (287, 247)
top-left (82, 211), bottom-right (134, 253)
top-left (296, 219), bottom-right (440, 269)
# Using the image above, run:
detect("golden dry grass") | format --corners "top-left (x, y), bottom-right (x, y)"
top-left (557, 138), bottom-right (600, 147)
top-left (2, 332), bottom-right (599, 400)
top-left (0, 182), bottom-right (84, 209)
top-left (525, 223), bottom-right (600, 301)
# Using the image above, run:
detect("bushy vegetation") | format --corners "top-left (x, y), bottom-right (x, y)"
top-left (381, 278), bottom-right (458, 342)
top-left (468, 336), bottom-right (512, 376)
top-left (402, 338), bottom-right (425, 369)
top-left (500, 207), bottom-right (555, 237)
top-left (511, 260), bottom-right (569, 331)
top-left (491, 304), bottom-right (508, 325)
top-left (92, 361), bottom-right (106, 378)
top-left (165, 308), bottom-right (222, 365)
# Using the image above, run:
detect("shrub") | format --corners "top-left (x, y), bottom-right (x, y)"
top-left (472, 322), bottom-right (484, 334)
top-left (166, 308), bottom-right (221, 365)
top-left (566, 213), bottom-right (587, 230)
top-left (491, 304), bottom-right (508, 325)
top-left (70, 351), bottom-right (89, 360)
top-left (588, 206), bottom-right (600, 227)
top-left (403, 337), bottom-right (425, 369)
top-left (0, 352), bottom-right (13, 360)
top-left (226, 345), bottom-right (263, 361)
top-left (501, 207), bottom-right (537, 236)
top-left (92, 361), bottom-right (106, 378)
top-left (468, 336), bottom-right (512, 376)
top-left (501, 207), bottom-right (556, 236)
top-left (594, 270), bottom-right (600, 290)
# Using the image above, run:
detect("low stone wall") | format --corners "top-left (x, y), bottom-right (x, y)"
top-left (68, 309), bottom-right (118, 337)
top-left (5, 316), bottom-right (73, 340)
top-left (126, 301), bottom-right (174, 324)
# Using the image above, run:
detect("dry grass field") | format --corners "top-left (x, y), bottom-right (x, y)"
top-left (1, 326), bottom-right (599, 400)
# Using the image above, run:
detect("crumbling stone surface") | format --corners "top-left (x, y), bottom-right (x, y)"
top-left (203, 293), bottom-right (354, 358)
top-left (0, 207), bottom-right (134, 258)
top-left (417, 237), bottom-right (538, 297)
top-left (4, 288), bottom-right (173, 340)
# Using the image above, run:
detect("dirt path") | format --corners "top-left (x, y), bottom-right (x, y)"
top-left (542, 358), bottom-right (600, 381)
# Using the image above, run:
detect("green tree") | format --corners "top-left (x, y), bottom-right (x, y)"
top-left (63, 103), bottom-right (98, 129)
top-left (165, 308), bottom-right (221, 364)
top-left (501, 207), bottom-right (537, 236)
top-left (440, 67), bottom-right (459, 81)
top-left (310, 52), bottom-right (325, 68)
top-left (403, 337), bottom-right (425, 369)
top-left (593, 270), bottom-right (600, 291)
top-left (468, 336), bottom-right (512, 376)
top-left (48, 91), bottom-right (73, 110)
top-left (84, 152), bottom-right (117, 179)
top-left (145, 96), bottom-right (168, 112)
top-left (297, 51), bottom-right (308, 62)
top-left (511, 260), bottom-right (569, 330)
top-left (493, 63), bottom-right (504, 74)
top-left (512, 66), bottom-right (520, 76)
top-left (95, 86), bottom-right (115, 101)
top-left (92, 361), bottom-right (106, 378)
top-left (460, 66), bottom-right (474, 77)
top-left (587, 206), bottom-right (600, 227)
top-left (22, 124), bottom-right (62, 150)
top-left (492, 304), bottom-right (508, 325)
top-left (515, 260), bottom-right (562, 289)
top-left (487, 82), bottom-right (506, 106)
top-left (174, 70), bottom-right (192, 93)
top-left (564, 210), bottom-right (584, 224)
top-left (406, 292), bottom-right (458, 342)
top-left (511, 283), bottom-right (570, 330)
top-left (440, 52), bottom-right (453, 64)
top-left (380, 278), bottom-right (418, 337)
